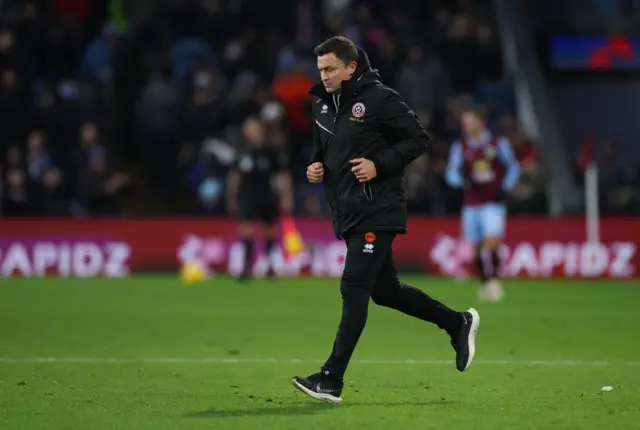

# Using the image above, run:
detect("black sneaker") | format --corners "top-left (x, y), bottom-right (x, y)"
top-left (292, 370), bottom-right (343, 404)
top-left (451, 308), bottom-right (480, 372)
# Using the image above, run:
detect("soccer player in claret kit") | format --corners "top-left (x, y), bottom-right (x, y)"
top-left (226, 117), bottom-right (293, 281)
top-left (291, 36), bottom-right (480, 404)
top-left (445, 107), bottom-right (520, 301)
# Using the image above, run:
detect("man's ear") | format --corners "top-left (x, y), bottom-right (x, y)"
top-left (348, 61), bottom-right (358, 74)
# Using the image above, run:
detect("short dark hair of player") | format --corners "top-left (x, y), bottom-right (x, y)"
top-left (314, 35), bottom-right (359, 65)
top-left (461, 105), bottom-right (488, 123)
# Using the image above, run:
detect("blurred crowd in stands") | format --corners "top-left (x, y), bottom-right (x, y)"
top-left (573, 136), bottom-right (640, 215)
top-left (6, 0), bottom-right (625, 219)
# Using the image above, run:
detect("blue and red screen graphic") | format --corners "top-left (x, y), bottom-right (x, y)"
top-left (549, 35), bottom-right (640, 70)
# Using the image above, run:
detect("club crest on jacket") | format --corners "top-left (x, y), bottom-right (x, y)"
top-left (352, 102), bottom-right (365, 118)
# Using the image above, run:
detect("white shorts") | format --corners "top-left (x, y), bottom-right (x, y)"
top-left (461, 203), bottom-right (506, 244)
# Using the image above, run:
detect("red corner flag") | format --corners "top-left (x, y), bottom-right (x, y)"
top-left (281, 215), bottom-right (303, 262)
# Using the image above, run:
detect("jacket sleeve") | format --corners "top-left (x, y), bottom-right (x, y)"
top-left (371, 90), bottom-right (430, 179)
top-left (309, 102), bottom-right (324, 164)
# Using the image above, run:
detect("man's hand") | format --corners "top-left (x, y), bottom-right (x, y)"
top-left (307, 162), bottom-right (324, 183)
top-left (350, 158), bottom-right (377, 182)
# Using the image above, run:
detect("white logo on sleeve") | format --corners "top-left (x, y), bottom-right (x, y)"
top-left (321, 104), bottom-right (328, 114)
top-left (363, 243), bottom-right (374, 254)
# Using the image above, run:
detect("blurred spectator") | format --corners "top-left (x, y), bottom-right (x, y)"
top-left (394, 44), bottom-right (449, 114)
top-left (76, 145), bottom-right (129, 215)
top-left (171, 36), bottom-right (217, 86)
top-left (196, 172), bottom-right (225, 214)
top-left (5, 145), bottom-right (25, 171)
top-left (182, 63), bottom-right (224, 144)
top-left (429, 138), bottom-right (458, 214)
top-left (475, 22), bottom-right (503, 83)
top-left (78, 22), bottom-right (122, 85)
top-left (439, 14), bottom-right (478, 93)
top-left (596, 140), bottom-right (636, 214)
top-left (73, 122), bottom-right (104, 172)
top-left (0, 29), bottom-right (30, 75)
top-left (45, 16), bottom-right (86, 80)
top-left (368, 32), bottom-right (400, 84)
top-left (0, 66), bottom-right (31, 144)
top-left (26, 130), bottom-right (52, 183)
top-left (508, 129), bottom-right (547, 214)
top-left (0, 0), bottom-right (560, 217)
top-left (272, 52), bottom-right (314, 136)
top-left (442, 94), bottom-right (472, 141)
top-left (134, 63), bottom-right (181, 138)
top-left (40, 168), bottom-right (72, 216)
top-left (404, 154), bottom-right (433, 213)
top-left (574, 137), bottom-right (637, 214)
top-left (185, 142), bottom-right (229, 214)
top-left (2, 169), bottom-right (33, 216)
top-left (13, 1), bottom-right (47, 69)
top-left (134, 61), bottom-right (181, 195)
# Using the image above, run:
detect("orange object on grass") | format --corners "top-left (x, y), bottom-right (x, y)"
top-left (282, 215), bottom-right (304, 261)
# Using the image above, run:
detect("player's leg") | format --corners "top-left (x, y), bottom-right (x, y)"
top-left (370, 251), bottom-right (480, 372)
top-left (478, 203), bottom-right (506, 302)
top-left (260, 202), bottom-right (279, 278)
top-left (370, 251), bottom-right (462, 335)
top-left (322, 232), bottom-right (393, 378)
top-left (462, 206), bottom-right (487, 285)
top-left (292, 231), bottom-right (391, 403)
top-left (237, 201), bottom-right (257, 281)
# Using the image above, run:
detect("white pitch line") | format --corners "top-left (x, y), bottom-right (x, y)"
top-left (0, 357), bottom-right (638, 366)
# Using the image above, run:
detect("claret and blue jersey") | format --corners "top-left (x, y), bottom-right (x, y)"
top-left (445, 131), bottom-right (520, 244)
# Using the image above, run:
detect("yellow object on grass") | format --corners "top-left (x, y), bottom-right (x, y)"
top-left (180, 261), bottom-right (206, 285)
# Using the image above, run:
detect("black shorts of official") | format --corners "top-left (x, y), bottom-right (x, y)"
top-left (238, 199), bottom-right (279, 224)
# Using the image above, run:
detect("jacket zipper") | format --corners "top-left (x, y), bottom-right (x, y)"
top-left (363, 182), bottom-right (373, 202)
top-left (332, 92), bottom-right (342, 227)
top-left (331, 92), bottom-right (372, 204)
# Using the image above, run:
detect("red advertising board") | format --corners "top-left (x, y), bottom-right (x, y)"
top-left (0, 217), bottom-right (637, 278)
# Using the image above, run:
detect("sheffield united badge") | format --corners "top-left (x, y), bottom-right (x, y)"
top-left (352, 102), bottom-right (365, 118)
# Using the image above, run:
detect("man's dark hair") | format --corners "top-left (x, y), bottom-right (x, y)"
top-left (314, 36), bottom-right (359, 65)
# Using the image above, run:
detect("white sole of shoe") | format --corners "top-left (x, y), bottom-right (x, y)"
top-left (292, 379), bottom-right (342, 404)
top-left (461, 308), bottom-right (481, 372)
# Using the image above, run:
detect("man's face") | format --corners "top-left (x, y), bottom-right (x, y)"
top-left (80, 123), bottom-right (98, 145)
top-left (317, 53), bottom-right (356, 93)
top-left (0, 31), bottom-right (14, 53)
top-left (461, 111), bottom-right (485, 135)
top-left (28, 132), bottom-right (44, 154)
top-left (44, 169), bottom-right (62, 189)
top-left (243, 119), bottom-right (265, 146)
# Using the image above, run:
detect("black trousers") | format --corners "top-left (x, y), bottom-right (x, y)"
top-left (322, 232), bottom-right (462, 381)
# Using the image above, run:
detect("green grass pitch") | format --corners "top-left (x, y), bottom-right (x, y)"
top-left (1, 276), bottom-right (639, 429)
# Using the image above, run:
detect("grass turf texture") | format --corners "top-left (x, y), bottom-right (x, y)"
top-left (1, 276), bottom-right (639, 429)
